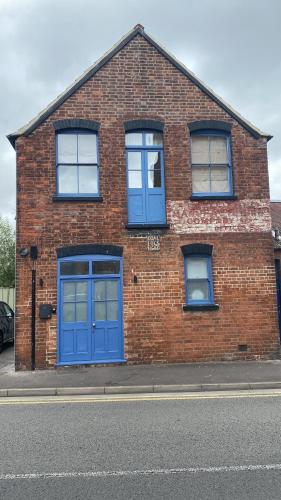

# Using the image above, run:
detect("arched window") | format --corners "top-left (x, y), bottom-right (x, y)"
top-left (125, 131), bottom-right (166, 225)
top-left (56, 129), bottom-right (99, 197)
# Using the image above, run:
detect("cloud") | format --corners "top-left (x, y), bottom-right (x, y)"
top-left (1, 0), bottom-right (281, 219)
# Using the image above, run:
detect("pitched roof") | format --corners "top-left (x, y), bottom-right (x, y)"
top-left (7, 24), bottom-right (272, 149)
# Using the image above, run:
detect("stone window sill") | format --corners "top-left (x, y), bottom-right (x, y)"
top-left (126, 224), bottom-right (170, 230)
top-left (183, 304), bottom-right (220, 311)
top-left (52, 196), bottom-right (103, 202)
top-left (190, 195), bottom-right (237, 201)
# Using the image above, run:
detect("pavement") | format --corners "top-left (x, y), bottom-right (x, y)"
top-left (1, 344), bottom-right (281, 397)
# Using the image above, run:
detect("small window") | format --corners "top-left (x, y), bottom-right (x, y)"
top-left (60, 261), bottom-right (89, 275)
top-left (191, 131), bottom-right (232, 197)
top-left (57, 131), bottom-right (99, 197)
top-left (92, 261), bottom-right (120, 275)
top-left (185, 255), bottom-right (214, 305)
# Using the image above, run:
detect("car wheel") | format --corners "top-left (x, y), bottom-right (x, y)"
top-left (0, 332), bottom-right (3, 353)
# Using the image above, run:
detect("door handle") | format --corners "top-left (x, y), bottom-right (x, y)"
top-left (92, 323), bottom-right (96, 328)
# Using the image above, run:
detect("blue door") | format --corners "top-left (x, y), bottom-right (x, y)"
top-left (92, 278), bottom-right (122, 360)
top-left (126, 131), bottom-right (166, 225)
top-left (58, 256), bottom-right (124, 365)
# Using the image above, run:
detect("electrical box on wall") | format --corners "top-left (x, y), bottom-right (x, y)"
top-left (39, 304), bottom-right (53, 320)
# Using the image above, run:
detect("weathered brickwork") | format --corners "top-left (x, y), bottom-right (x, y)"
top-left (14, 33), bottom-right (279, 370)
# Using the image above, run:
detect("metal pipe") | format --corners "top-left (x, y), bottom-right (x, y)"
top-left (31, 268), bottom-right (36, 370)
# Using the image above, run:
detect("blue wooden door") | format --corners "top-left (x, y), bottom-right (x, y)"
top-left (92, 278), bottom-right (122, 361)
top-left (60, 280), bottom-right (91, 363)
top-left (127, 149), bottom-right (166, 224)
top-left (146, 150), bottom-right (166, 223)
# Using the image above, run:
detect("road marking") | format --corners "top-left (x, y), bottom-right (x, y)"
top-left (1, 463), bottom-right (281, 481)
top-left (1, 389), bottom-right (281, 405)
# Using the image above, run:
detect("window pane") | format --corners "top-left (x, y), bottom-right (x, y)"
top-left (79, 165), bottom-right (98, 194)
top-left (58, 165), bottom-right (77, 194)
top-left (107, 280), bottom-right (118, 300)
top-left (191, 136), bottom-right (209, 164)
top-left (192, 166), bottom-right (210, 193)
top-left (60, 262), bottom-right (89, 276)
top-left (148, 169), bottom-right (161, 188)
top-left (188, 258), bottom-right (208, 279)
top-left (128, 170), bottom-right (142, 188)
top-left (63, 303), bottom-right (75, 322)
top-left (76, 282), bottom-right (87, 302)
top-left (107, 301), bottom-right (118, 321)
top-left (211, 166), bottom-right (229, 193)
top-left (125, 133), bottom-right (143, 146)
top-left (92, 261), bottom-right (120, 275)
top-left (58, 134), bottom-right (77, 163)
top-left (94, 302), bottom-right (106, 321)
top-left (188, 280), bottom-right (209, 301)
top-left (148, 151), bottom-right (161, 169)
top-left (76, 302), bottom-right (87, 322)
top-left (94, 281), bottom-right (106, 301)
top-left (128, 151), bottom-right (142, 170)
top-left (63, 282), bottom-right (76, 302)
top-left (78, 134), bottom-right (97, 163)
top-left (145, 132), bottom-right (163, 146)
top-left (210, 137), bottom-right (227, 164)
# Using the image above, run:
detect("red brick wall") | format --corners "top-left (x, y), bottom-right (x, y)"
top-left (15, 34), bottom-right (279, 369)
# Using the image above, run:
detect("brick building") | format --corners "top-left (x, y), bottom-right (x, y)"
top-left (8, 25), bottom-right (280, 370)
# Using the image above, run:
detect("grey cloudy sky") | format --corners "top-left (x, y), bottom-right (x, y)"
top-left (1, 0), bottom-right (281, 222)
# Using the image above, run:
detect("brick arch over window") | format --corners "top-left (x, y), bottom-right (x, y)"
top-left (188, 120), bottom-right (232, 133)
top-left (56, 244), bottom-right (123, 258)
top-left (124, 119), bottom-right (164, 132)
top-left (53, 119), bottom-right (100, 132)
top-left (181, 243), bottom-right (213, 256)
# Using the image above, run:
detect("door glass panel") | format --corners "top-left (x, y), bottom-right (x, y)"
top-left (128, 152), bottom-right (142, 170)
top-left (79, 165), bottom-right (98, 194)
top-left (188, 281), bottom-right (209, 301)
top-left (188, 258), bottom-right (208, 279)
top-left (94, 281), bottom-right (106, 301)
top-left (107, 301), bottom-right (118, 321)
top-left (58, 134), bottom-right (77, 163)
top-left (78, 134), bottom-right (97, 163)
top-left (63, 282), bottom-right (76, 301)
top-left (63, 303), bottom-right (75, 322)
top-left (95, 302), bottom-right (106, 321)
top-left (58, 165), bottom-right (77, 194)
top-left (128, 170), bottom-right (142, 188)
top-left (76, 282), bottom-right (87, 301)
top-left (145, 132), bottom-right (163, 146)
top-left (125, 133), bottom-right (143, 146)
top-left (61, 261), bottom-right (89, 276)
top-left (148, 152), bottom-right (161, 188)
top-left (76, 302), bottom-right (87, 322)
top-left (92, 261), bottom-right (120, 274)
top-left (107, 280), bottom-right (118, 300)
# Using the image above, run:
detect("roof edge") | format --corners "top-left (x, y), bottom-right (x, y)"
top-left (7, 24), bottom-right (272, 149)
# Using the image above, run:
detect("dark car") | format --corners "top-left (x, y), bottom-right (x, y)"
top-left (0, 301), bottom-right (14, 352)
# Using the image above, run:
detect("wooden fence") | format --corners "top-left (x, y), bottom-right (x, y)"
top-left (0, 288), bottom-right (15, 310)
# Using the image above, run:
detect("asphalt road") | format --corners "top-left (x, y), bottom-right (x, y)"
top-left (1, 391), bottom-right (281, 499)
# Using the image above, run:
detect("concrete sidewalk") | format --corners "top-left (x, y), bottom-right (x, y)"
top-left (1, 345), bottom-right (281, 396)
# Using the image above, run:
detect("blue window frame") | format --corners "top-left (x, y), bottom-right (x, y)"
top-left (56, 130), bottom-right (99, 197)
top-left (185, 255), bottom-right (214, 305)
top-left (191, 130), bottom-right (233, 197)
top-left (126, 131), bottom-right (166, 224)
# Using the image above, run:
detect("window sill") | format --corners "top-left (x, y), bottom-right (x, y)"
top-left (52, 196), bottom-right (103, 202)
top-left (183, 304), bottom-right (219, 311)
top-left (126, 224), bottom-right (170, 230)
top-left (190, 195), bottom-right (237, 201)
